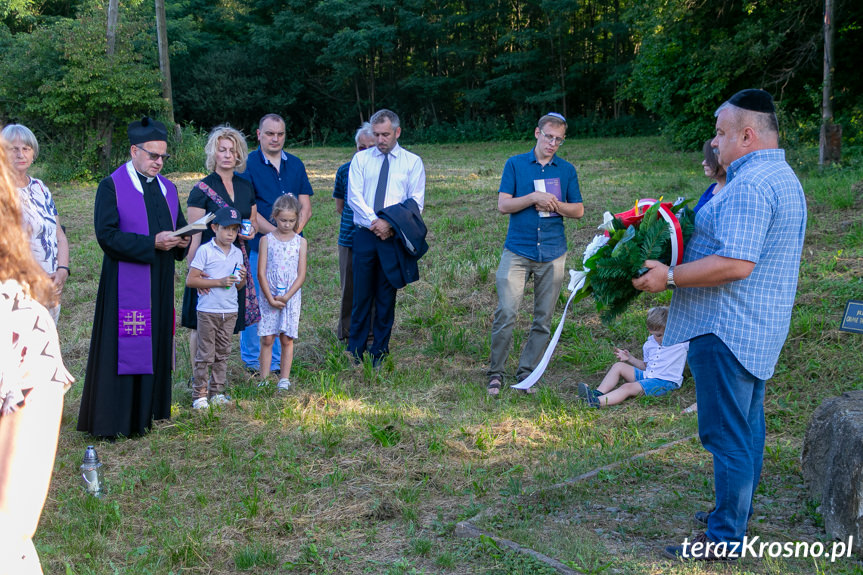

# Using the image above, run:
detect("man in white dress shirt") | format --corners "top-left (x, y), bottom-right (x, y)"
top-left (346, 109), bottom-right (425, 366)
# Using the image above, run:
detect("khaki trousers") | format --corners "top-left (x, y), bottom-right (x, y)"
top-left (194, 311), bottom-right (237, 399)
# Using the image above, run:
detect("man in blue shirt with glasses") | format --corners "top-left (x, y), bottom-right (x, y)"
top-left (486, 113), bottom-right (584, 396)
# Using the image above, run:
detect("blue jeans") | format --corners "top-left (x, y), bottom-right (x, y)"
top-left (240, 249), bottom-right (280, 370)
top-left (689, 334), bottom-right (765, 543)
top-left (633, 368), bottom-right (677, 397)
top-left (488, 249), bottom-right (566, 381)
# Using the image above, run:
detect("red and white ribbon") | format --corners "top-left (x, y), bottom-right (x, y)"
top-left (636, 198), bottom-right (684, 266)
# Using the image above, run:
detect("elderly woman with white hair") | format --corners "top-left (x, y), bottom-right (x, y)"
top-left (2, 124), bottom-right (70, 324)
top-left (0, 129), bottom-right (74, 574)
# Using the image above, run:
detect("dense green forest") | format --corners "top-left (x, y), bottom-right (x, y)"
top-left (1, 0), bottom-right (861, 176)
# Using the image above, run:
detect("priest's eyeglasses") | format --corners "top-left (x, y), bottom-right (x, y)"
top-left (136, 146), bottom-right (171, 162)
top-left (539, 129), bottom-right (565, 146)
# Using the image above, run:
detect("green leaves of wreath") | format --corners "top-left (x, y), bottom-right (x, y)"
top-left (573, 199), bottom-right (695, 323)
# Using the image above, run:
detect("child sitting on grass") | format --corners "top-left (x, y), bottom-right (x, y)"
top-left (185, 207), bottom-right (246, 410)
top-left (578, 306), bottom-right (688, 408)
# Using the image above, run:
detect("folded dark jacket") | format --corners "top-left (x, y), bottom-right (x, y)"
top-left (377, 198), bottom-right (428, 288)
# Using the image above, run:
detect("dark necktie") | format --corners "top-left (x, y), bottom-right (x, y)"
top-left (373, 154), bottom-right (389, 214)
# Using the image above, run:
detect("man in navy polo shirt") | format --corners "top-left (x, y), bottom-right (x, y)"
top-left (486, 113), bottom-right (584, 396)
top-left (238, 113), bottom-right (314, 373)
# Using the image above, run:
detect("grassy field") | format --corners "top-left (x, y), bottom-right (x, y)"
top-left (34, 137), bottom-right (863, 574)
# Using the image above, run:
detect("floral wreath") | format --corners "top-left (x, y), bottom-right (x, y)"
top-left (571, 197), bottom-right (696, 322)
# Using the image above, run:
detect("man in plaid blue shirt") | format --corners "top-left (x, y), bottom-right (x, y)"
top-left (634, 89), bottom-right (807, 561)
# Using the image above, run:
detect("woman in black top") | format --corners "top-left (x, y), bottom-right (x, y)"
top-left (182, 126), bottom-right (258, 373)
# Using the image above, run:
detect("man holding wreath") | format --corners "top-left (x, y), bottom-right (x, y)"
top-left (634, 89), bottom-right (807, 560)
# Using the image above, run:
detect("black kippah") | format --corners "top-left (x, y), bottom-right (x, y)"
top-left (128, 116), bottom-right (167, 145)
top-left (727, 89), bottom-right (775, 114)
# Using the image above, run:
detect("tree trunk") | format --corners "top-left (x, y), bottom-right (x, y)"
top-left (155, 0), bottom-right (181, 141)
top-left (354, 77), bottom-right (364, 124)
top-left (368, 51), bottom-right (376, 113)
top-left (101, 0), bottom-right (120, 171)
top-left (819, 0), bottom-right (840, 165)
top-left (106, 0), bottom-right (118, 56)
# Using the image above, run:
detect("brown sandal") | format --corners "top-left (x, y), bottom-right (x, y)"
top-left (486, 378), bottom-right (502, 397)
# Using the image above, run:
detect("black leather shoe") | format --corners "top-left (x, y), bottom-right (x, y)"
top-left (695, 507), bottom-right (714, 526)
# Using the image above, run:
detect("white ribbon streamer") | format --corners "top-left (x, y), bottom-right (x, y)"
top-left (511, 269), bottom-right (586, 390)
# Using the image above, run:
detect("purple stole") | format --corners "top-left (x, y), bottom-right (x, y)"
top-left (111, 162), bottom-right (179, 375)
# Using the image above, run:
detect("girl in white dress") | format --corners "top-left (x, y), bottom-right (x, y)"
top-left (257, 194), bottom-right (307, 390)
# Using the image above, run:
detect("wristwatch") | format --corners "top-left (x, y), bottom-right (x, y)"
top-left (666, 266), bottom-right (676, 290)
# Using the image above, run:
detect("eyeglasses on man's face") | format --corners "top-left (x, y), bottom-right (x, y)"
top-left (136, 146), bottom-right (171, 162)
top-left (539, 129), bottom-right (565, 146)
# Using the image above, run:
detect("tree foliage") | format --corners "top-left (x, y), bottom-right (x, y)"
top-left (0, 0), bottom-right (861, 178)
top-left (165, 0), bottom-right (641, 140)
top-left (0, 0), bottom-right (163, 175)
top-left (625, 0), bottom-right (863, 148)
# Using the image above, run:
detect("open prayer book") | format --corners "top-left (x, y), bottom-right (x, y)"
top-left (169, 212), bottom-right (215, 237)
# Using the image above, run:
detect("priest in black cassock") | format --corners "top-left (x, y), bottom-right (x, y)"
top-left (77, 117), bottom-right (190, 438)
